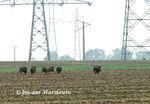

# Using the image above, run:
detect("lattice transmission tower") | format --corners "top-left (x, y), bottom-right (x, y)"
top-left (29, 0), bottom-right (51, 61)
top-left (122, 0), bottom-right (150, 60)
top-left (48, 4), bottom-right (58, 60)
top-left (0, 0), bottom-right (91, 61)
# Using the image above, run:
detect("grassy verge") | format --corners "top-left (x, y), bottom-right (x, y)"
top-left (0, 67), bottom-right (17, 73)
top-left (0, 61), bottom-right (150, 72)
top-left (102, 62), bottom-right (150, 70)
top-left (0, 66), bottom-right (93, 73)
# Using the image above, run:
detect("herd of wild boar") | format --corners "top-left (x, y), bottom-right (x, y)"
top-left (18, 65), bottom-right (101, 75)
top-left (18, 66), bottom-right (63, 75)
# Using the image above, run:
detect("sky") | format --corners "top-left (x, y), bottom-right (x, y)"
top-left (0, 0), bottom-right (126, 61)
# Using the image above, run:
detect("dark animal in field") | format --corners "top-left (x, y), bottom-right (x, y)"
top-left (18, 66), bottom-right (27, 74)
top-left (42, 66), bottom-right (55, 74)
top-left (93, 65), bottom-right (101, 74)
top-left (56, 66), bottom-right (62, 74)
top-left (47, 67), bottom-right (54, 72)
top-left (30, 66), bottom-right (36, 75)
top-left (42, 67), bottom-right (47, 74)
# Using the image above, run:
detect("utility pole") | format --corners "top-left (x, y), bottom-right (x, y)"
top-left (82, 21), bottom-right (85, 61)
top-left (14, 45), bottom-right (16, 61)
top-left (75, 19), bottom-right (90, 61)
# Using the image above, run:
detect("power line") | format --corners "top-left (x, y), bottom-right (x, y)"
top-left (0, 0), bottom-right (92, 61)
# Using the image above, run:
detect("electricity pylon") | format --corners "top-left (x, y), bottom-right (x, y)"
top-left (122, 0), bottom-right (150, 60)
top-left (29, 0), bottom-right (50, 61)
top-left (48, 4), bottom-right (58, 60)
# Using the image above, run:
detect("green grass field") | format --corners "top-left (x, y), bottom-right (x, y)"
top-left (0, 60), bottom-right (150, 72)
top-left (0, 66), bottom-right (93, 73)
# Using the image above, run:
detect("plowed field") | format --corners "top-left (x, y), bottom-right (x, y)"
top-left (0, 70), bottom-right (150, 104)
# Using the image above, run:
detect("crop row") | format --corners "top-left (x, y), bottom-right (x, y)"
top-left (0, 70), bottom-right (150, 104)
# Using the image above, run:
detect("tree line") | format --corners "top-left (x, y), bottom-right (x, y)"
top-left (50, 48), bottom-right (150, 60)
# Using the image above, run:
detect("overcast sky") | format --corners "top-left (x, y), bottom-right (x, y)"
top-left (0, 0), bottom-right (126, 61)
